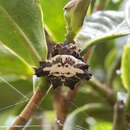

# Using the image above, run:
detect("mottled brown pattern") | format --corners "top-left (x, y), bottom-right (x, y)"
top-left (35, 43), bottom-right (92, 89)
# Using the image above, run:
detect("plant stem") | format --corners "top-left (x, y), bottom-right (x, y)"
top-left (112, 100), bottom-right (127, 130)
top-left (54, 88), bottom-right (67, 130)
top-left (125, 90), bottom-right (130, 123)
top-left (82, 47), bottom-right (95, 62)
top-left (89, 77), bottom-right (116, 105)
top-left (9, 86), bottom-right (50, 130)
top-left (54, 83), bottom-right (79, 130)
top-left (65, 82), bottom-right (80, 102)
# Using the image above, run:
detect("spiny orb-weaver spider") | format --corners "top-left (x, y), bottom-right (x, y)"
top-left (35, 43), bottom-right (92, 89)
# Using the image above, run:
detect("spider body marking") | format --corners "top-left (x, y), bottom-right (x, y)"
top-left (35, 43), bottom-right (92, 89)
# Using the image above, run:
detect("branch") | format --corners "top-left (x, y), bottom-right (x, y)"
top-left (53, 82), bottom-right (80, 130)
top-left (53, 88), bottom-right (67, 130)
top-left (9, 85), bottom-right (50, 130)
top-left (112, 100), bottom-right (127, 130)
top-left (125, 90), bottom-right (130, 123)
top-left (64, 82), bottom-right (80, 102)
top-left (89, 77), bottom-right (116, 105)
top-left (82, 47), bottom-right (95, 62)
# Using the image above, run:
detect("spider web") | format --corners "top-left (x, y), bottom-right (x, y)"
top-left (0, 77), bottom-right (88, 130)
top-left (0, 76), bottom-right (31, 129)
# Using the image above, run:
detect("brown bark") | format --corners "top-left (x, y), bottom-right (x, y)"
top-left (54, 83), bottom-right (79, 130)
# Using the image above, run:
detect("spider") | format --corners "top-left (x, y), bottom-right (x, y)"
top-left (34, 43), bottom-right (92, 89)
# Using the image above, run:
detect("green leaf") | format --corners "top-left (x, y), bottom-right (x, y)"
top-left (105, 49), bottom-right (118, 72)
top-left (0, 0), bottom-right (47, 66)
top-left (71, 86), bottom-right (106, 111)
top-left (43, 111), bottom-right (56, 122)
top-left (0, 43), bottom-right (33, 76)
top-left (63, 104), bottom-right (112, 130)
top-left (63, 104), bottom-right (88, 130)
top-left (106, 0), bottom-right (123, 10)
top-left (90, 120), bottom-right (112, 130)
top-left (89, 43), bottom-right (110, 80)
top-left (64, 0), bottom-right (91, 42)
top-left (75, 11), bottom-right (130, 55)
top-left (0, 78), bottom-right (32, 112)
top-left (121, 44), bottom-right (130, 90)
top-left (40, 0), bottom-right (69, 42)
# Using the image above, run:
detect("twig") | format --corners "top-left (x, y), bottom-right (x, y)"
top-left (53, 83), bottom-right (80, 130)
top-left (9, 85), bottom-right (50, 130)
top-left (112, 100), bottom-right (127, 130)
top-left (125, 90), bottom-right (130, 123)
top-left (53, 87), bottom-right (67, 130)
top-left (65, 82), bottom-right (80, 102)
top-left (89, 77), bottom-right (116, 105)
top-left (82, 47), bottom-right (95, 62)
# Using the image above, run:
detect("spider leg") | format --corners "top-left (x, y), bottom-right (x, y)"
top-left (76, 71), bottom-right (92, 80)
top-left (50, 78), bottom-right (62, 89)
top-left (65, 78), bottom-right (79, 90)
top-left (35, 68), bottom-right (49, 77)
top-left (74, 64), bottom-right (89, 69)
top-left (39, 61), bottom-right (46, 67)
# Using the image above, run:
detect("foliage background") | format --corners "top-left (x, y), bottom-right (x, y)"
top-left (0, 0), bottom-right (130, 130)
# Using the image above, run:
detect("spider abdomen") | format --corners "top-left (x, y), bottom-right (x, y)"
top-left (35, 54), bottom-right (91, 89)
